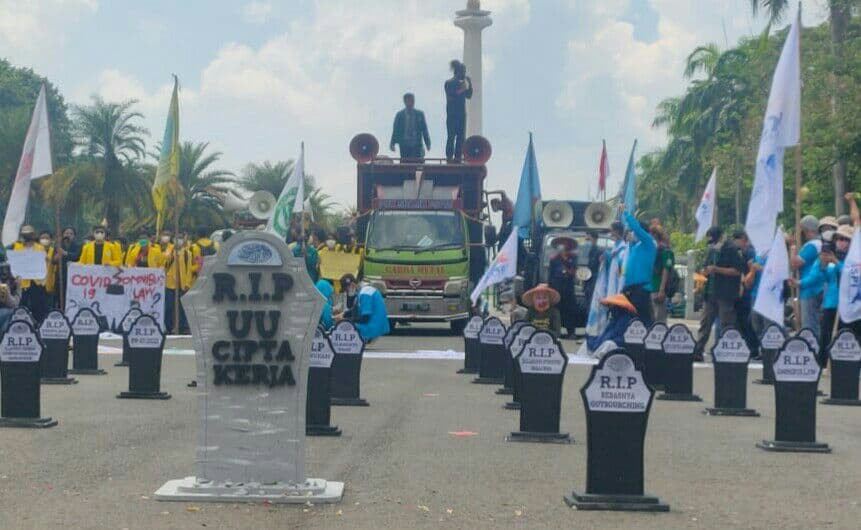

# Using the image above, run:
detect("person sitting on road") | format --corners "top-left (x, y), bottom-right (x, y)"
top-left (522, 283), bottom-right (562, 338)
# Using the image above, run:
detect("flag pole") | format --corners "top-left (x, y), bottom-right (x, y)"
top-left (173, 214), bottom-right (180, 334)
top-left (793, 3), bottom-right (803, 330)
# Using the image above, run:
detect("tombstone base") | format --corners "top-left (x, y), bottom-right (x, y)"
top-left (495, 387), bottom-right (513, 395)
top-left (117, 391), bottom-right (172, 400)
top-left (307, 424), bottom-right (342, 437)
top-left (68, 368), bottom-right (107, 375)
top-left (330, 397), bottom-right (369, 407)
top-left (506, 431), bottom-right (571, 444)
top-left (41, 377), bottom-right (78, 385)
top-left (503, 401), bottom-right (521, 410)
top-left (564, 491), bottom-right (669, 512)
top-left (756, 440), bottom-right (831, 453)
top-left (456, 368), bottom-right (478, 374)
top-left (704, 407), bottom-right (760, 417)
top-left (114, 361), bottom-right (129, 367)
top-left (656, 393), bottom-right (702, 402)
top-left (820, 397), bottom-right (861, 406)
top-left (753, 378), bottom-right (774, 385)
top-left (0, 416), bottom-right (58, 429)
top-left (471, 377), bottom-right (504, 385)
top-left (154, 476), bottom-right (344, 504)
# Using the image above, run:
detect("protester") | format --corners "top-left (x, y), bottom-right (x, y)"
top-left (191, 227), bottom-right (218, 282)
top-left (78, 226), bottom-right (122, 265)
top-left (802, 224), bottom-right (851, 361)
top-left (0, 262), bottom-right (20, 329)
top-left (444, 59), bottom-right (472, 161)
top-left (548, 236), bottom-right (578, 338)
top-left (53, 227), bottom-right (81, 309)
top-left (792, 214), bottom-right (824, 337)
top-left (317, 232), bottom-right (362, 292)
top-left (592, 293), bottom-right (638, 354)
top-left (164, 235), bottom-right (193, 334)
top-left (491, 194), bottom-right (515, 250)
top-left (353, 282), bottom-right (390, 341)
top-left (125, 233), bottom-right (163, 268)
top-left (620, 206), bottom-right (657, 326)
top-left (522, 283), bottom-right (562, 337)
top-left (315, 279), bottom-right (335, 331)
top-left (732, 230), bottom-right (759, 357)
top-left (390, 92), bottom-right (431, 161)
top-left (582, 231), bottom-right (603, 309)
top-left (13, 225), bottom-right (51, 321)
top-left (649, 224), bottom-right (674, 323)
top-left (38, 230), bottom-right (57, 304)
top-left (289, 227), bottom-right (320, 283)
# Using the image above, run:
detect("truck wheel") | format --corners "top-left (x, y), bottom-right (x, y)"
top-left (450, 319), bottom-right (467, 335)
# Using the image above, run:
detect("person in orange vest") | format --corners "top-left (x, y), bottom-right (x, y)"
top-left (78, 226), bottom-right (123, 266)
top-left (164, 232), bottom-right (193, 334)
top-left (13, 225), bottom-right (51, 321)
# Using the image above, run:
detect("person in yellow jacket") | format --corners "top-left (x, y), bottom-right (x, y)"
top-left (78, 226), bottom-right (123, 266)
top-left (191, 227), bottom-right (219, 282)
top-left (124, 234), bottom-right (164, 268)
top-left (37, 230), bottom-right (57, 296)
top-left (164, 233), bottom-right (193, 334)
top-left (13, 225), bottom-right (51, 321)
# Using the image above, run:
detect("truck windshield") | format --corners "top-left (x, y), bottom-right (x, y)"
top-left (368, 211), bottom-right (464, 251)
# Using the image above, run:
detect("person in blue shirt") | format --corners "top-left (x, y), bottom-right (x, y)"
top-left (620, 206), bottom-right (657, 326)
top-left (791, 215), bottom-right (824, 338)
top-left (315, 279), bottom-right (335, 331)
top-left (732, 230), bottom-right (759, 357)
top-left (354, 283), bottom-right (390, 342)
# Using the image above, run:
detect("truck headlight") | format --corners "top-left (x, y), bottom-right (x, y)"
top-left (444, 279), bottom-right (467, 296)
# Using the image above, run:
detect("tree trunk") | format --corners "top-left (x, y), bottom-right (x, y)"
top-left (829, 2), bottom-right (850, 214)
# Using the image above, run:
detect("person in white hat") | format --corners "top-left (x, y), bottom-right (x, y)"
top-left (791, 214), bottom-right (824, 336)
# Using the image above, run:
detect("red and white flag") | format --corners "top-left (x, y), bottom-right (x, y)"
top-left (597, 140), bottom-right (609, 196)
top-left (2, 84), bottom-right (52, 246)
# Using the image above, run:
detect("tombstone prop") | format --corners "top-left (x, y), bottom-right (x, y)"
top-left (504, 324), bottom-right (536, 410)
top-left (642, 322), bottom-right (668, 390)
top-left (307, 328), bottom-right (341, 436)
top-left (754, 324), bottom-right (786, 385)
top-left (329, 320), bottom-right (368, 406)
top-left (117, 314), bottom-right (170, 400)
top-left (656, 324), bottom-right (701, 401)
top-left (756, 337), bottom-right (830, 453)
top-left (458, 316), bottom-right (483, 374)
top-left (9, 306), bottom-right (36, 328)
top-left (0, 321), bottom-right (57, 428)
top-left (155, 231), bottom-right (343, 503)
top-left (797, 327), bottom-right (826, 396)
top-left (507, 330), bottom-right (571, 443)
top-left (622, 319), bottom-right (648, 372)
top-left (820, 330), bottom-right (861, 406)
top-left (69, 307), bottom-right (107, 375)
top-left (498, 321), bottom-right (526, 396)
top-left (115, 308), bottom-right (143, 367)
top-left (705, 327), bottom-right (759, 416)
top-left (473, 317), bottom-right (507, 385)
top-left (38, 310), bottom-right (77, 385)
top-left (565, 350), bottom-right (668, 511)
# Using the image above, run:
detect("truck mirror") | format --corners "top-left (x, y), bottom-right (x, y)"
top-left (484, 225), bottom-right (498, 247)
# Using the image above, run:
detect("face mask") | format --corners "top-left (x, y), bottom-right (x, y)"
top-left (94, 232), bottom-right (105, 242)
top-left (326, 239), bottom-right (336, 250)
top-left (176, 238), bottom-right (184, 246)
top-left (822, 230), bottom-right (835, 242)
top-left (39, 238), bottom-right (50, 246)
top-left (139, 239), bottom-right (148, 246)
top-left (161, 236), bottom-right (171, 244)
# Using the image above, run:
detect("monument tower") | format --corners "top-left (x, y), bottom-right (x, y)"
top-left (454, 0), bottom-right (492, 137)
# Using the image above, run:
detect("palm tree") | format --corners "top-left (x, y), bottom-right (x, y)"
top-left (169, 141), bottom-right (234, 233)
top-left (72, 96), bottom-right (149, 231)
top-left (237, 160), bottom-right (294, 197)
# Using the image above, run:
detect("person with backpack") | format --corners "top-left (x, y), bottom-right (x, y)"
top-left (191, 227), bottom-right (219, 282)
top-left (649, 224), bottom-right (675, 323)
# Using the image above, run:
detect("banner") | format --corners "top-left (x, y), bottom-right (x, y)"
top-left (6, 250), bottom-right (47, 280)
top-left (838, 227), bottom-right (861, 324)
top-left (470, 228), bottom-right (518, 304)
top-left (268, 143), bottom-right (305, 238)
top-left (318, 248), bottom-right (362, 286)
top-left (65, 264), bottom-right (165, 329)
top-left (753, 227), bottom-right (789, 326)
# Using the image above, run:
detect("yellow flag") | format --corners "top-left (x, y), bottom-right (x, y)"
top-left (152, 76), bottom-right (180, 234)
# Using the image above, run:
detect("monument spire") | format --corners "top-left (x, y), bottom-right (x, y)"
top-left (455, 0), bottom-right (492, 137)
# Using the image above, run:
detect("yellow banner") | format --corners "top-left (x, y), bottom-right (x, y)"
top-left (318, 247), bottom-right (361, 289)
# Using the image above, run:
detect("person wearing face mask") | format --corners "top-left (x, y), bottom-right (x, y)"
top-left (522, 283), bottom-right (562, 337)
top-left (13, 225), bottom-right (51, 321)
top-left (53, 227), bottom-right (81, 309)
top-left (336, 273), bottom-right (359, 320)
top-left (125, 233), bottom-right (164, 268)
top-left (319, 232), bottom-right (362, 293)
top-left (0, 262), bottom-right (21, 329)
top-left (619, 205), bottom-right (657, 327)
top-left (164, 233), bottom-right (193, 333)
top-left (37, 230), bottom-right (57, 301)
top-left (288, 228), bottom-right (320, 283)
top-left (78, 226), bottom-right (123, 266)
top-left (791, 215), bottom-right (824, 338)
top-left (191, 227), bottom-right (219, 282)
top-left (548, 236), bottom-right (578, 338)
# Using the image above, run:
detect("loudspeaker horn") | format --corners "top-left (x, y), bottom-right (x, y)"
top-left (542, 201), bottom-right (574, 228)
top-left (462, 135), bottom-right (492, 165)
top-left (584, 202), bottom-right (613, 229)
top-left (349, 133), bottom-right (379, 163)
top-left (249, 190), bottom-right (277, 220)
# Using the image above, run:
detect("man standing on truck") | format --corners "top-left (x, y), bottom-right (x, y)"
top-left (390, 93), bottom-right (431, 161)
top-left (444, 60), bottom-right (472, 162)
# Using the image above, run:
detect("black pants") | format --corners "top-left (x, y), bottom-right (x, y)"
top-left (623, 284), bottom-right (654, 328)
top-left (446, 115), bottom-right (466, 160)
top-left (735, 295), bottom-right (759, 355)
top-left (398, 143), bottom-right (423, 161)
top-left (164, 288), bottom-right (189, 334)
top-left (821, 308), bottom-right (837, 365)
top-left (695, 296), bottom-right (737, 357)
top-left (21, 284), bottom-right (50, 323)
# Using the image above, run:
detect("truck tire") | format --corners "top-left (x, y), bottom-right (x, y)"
top-left (450, 318), bottom-right (467, 335)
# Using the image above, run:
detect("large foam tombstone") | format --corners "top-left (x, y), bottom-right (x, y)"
top-left (117, 314), bottom-right (170, 400)
top-left (656, 324), bottom-right (700, 401)
top-left (642, 322), bottom-right (668, 389)
top-left (498, 321), bottom-right (527, 396)
top-left (473, 316), bottom-right (507, 384)
top-left (705, 327), bottom-right (759, 416)
top-left (821, 330), bottom-right (861, 406)
top-left (755, 324), bottom-right (786, 385)
top-left (565, 350), bottom-right (668, 511)
top-left (329, 320), bottom-right (368, 407)
top-left (69, 307), bottom-right (107, 375)
top-left (504, 324), bottom-right (536, 411)
top-left (116, 307), bottom-right (143, 367)
top-left (0, 320), bottom-right (57, 428)
top-left (38, 310), bottom-right (76, 385)
top-left (154, 230), bottom-right (343, 504)
top-left (307, 327), bottom-right (341, 436)
top-left (622, 318), bottom-right (648, 371)
top-left (757, 337), bottom-right (831, 453)
top-left (458, 315), bottom-right (483, 374)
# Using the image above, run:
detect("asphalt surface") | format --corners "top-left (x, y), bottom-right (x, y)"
top-left (1, 325), bottom-right (860, 529)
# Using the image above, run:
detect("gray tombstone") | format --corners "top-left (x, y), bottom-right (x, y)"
top-left (154, 231), bottom-right (343, 504)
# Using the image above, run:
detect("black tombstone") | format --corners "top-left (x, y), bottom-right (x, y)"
top-left (622, 318), bottom-right (648, 373)
top-left (565, 349), bottom-right (668, 511)
top-left (117, 314), bottom-right (171, 400)
top-left (69, 307), bottom-right (107, 375)
top-left (329, 320), bottom-right (369, 406)
top-left (458, 315), bottom-right (483, 374)
top-left (820, 330), bottom-right (861, 406)
top-left (504, 324), bottom-right (536, 411)
top-left (498, 321), bottom-right (526, 396)
top-left (705, 327), bottom-right (759, 416)
top-left (8, 306), bottom-right (36, 329)
top-left (754, 324), bottom-right (786, 385)
top-left (756, 337), bottom-right (830, 453)
top-left (656, 324), bottom-right (701, 401)
top-left (642, 322), bottom-right (668, 390)
top-left (797, 327), bottom-right (826, 396)
top-left (473, 316), bottom-right (507, 385)
top-left (115, 307), bottom-right (143, 367)
top-left (507, 330), bottom-right (571, 443)
top-left (306, 328), bottom-right (341, 436)
top-left (0, 321), bottom-right (58, 428)
top-left (38, 310), bottom-right (77, 385)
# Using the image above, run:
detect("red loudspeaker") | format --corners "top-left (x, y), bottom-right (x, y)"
top-left (462, 135), bottom-right (492, 165)
top-left (349, 133), bottom-right (379, 163)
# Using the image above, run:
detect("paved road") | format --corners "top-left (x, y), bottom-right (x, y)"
top-left (1, 327), bottom-right (860, 529)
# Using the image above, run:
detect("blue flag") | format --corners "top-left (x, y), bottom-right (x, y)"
top-left (621, 139), bottom-right (638, 216)
top-left (513, 133), bottom-right (541, 238)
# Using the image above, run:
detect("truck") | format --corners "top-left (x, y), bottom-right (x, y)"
top-left (350, 133), bottom-right (492, 334)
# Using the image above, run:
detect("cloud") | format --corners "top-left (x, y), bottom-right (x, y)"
top-left (0, 0), bottom-right (97, 58)
top-left (242, 1), bottom-right (273, 25)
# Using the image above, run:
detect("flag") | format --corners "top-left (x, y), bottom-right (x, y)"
top-left (745, 10), bottom-right (801, 254)
top-left (753, 227), bottom-right (789, 326)
top-left (619, 139), bottom-right (637, 226)
top-left (598, 139), bottom-right (609, 196)
top-left (512, 133), bottom-right (541, 239)
top-left (2, 84), bottom-right (52, 246)
top-left (838, 227), bottom-right (861, 323)
top-left (267, 142), bottom-right (304, 238)
top-left (152, 76), bottom-right (180, 235)
top-left (694, 168), bottom-right (717, 242)
top-left (470, 228), bottom-right (518, 304)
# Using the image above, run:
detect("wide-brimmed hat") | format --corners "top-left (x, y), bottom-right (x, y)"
top-left (600, 293), bottom-right (637, 314)
top-left (19, 225), bottom-right (35, 236)
top-left (550, 236), bottom-right (577, 251)
top-left (835, 225), bottom-right (855, 240)
top-left (818, 216), bottom-right (838, 231)
top-left (522, 283), bottom-right (560, 307)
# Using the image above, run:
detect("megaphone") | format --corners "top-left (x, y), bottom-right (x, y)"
top-left (462, 135), bottom-right (492, 165)
top-left (249, 190), bottom-right (277, 220)
top-left (542, 201), bottom-right (574, 228)
top-left (349, 133), bottom-right (379, 163)
top-left (584, 202), bottom-right (613, 229)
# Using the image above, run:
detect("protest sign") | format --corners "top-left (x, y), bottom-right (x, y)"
top-left (6, 250), bottom-right (46, 280)
top-left (65, 264), bottom-right (165, 329)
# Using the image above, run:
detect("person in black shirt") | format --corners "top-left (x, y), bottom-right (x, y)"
top-left (390, 93), bottom-right (431, 161)
top-left (444, 60), bottom-right (473, 161)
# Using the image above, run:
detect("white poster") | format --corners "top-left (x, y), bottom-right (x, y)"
top-left (65, 264), bottom-right (165, 329)
top-left (6, 249), bottom-right (47, 280)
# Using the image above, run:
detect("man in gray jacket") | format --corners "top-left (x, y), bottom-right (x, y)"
top-left (390, 93), bottom-right (431, 161)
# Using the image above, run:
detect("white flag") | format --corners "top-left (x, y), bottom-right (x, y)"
top-left (293, 143), bottom-right (305, 214)
top-left (753, 227), bottom-right (789, 326)
top-left (470, 228), bottom-right (518, 304)
top-left (2, 84), bottom-right (52, 246)
top-left (695, 168), bottom-right (717, 242)
top-left (266, 143), bottom-right (304, 238)
top-left (838, 227), bottom-right (861, 323)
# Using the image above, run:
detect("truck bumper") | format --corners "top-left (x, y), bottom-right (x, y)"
top-left (383, 295), bottom-right (470, 322)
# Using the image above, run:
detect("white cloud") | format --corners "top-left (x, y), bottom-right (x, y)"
top-left (242, 1), bottom-right (273, 25)
top-left (0, 0), bottom-right (97, 58)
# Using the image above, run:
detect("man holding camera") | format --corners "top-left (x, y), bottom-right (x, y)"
top-left (444, 60), bottom-right (472, 162)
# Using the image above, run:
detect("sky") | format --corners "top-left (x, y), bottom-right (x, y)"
top-left (0, 0), bottom-right (830, 211)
